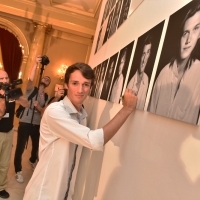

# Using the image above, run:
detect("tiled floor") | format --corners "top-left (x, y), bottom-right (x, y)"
top-left (1, 128), bottom-right (34, 200)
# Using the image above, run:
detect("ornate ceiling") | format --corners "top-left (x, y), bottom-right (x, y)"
top-left (0, 0), bottom-right (103, 38)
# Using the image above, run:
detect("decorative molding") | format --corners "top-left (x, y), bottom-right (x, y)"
top-left (51, 29), bottom-right (93, 45)
top-left (0, 17), bottom-right (29, 57)
top-left (15, 0), bottom-right (100, 20)
top-left (0, 4), bottom-right (96, 36)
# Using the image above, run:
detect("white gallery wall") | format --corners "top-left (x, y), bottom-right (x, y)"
top-left (73, 0), bottom-right (200, 200)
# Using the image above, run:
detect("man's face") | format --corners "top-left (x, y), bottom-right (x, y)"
top-left (41, 76), bottom-right (51, 87)
top-left (0, 70), bottom-right (9, 84)
top-left (65, 70), bottom-right (91, 111)
top-left (139, 43), bottom-right (152, 74)
top-left (180, 11), bottom-right (200, 60)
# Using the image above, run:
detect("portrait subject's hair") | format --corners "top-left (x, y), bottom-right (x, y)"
top-left (143, 35), bottom-right (153, 46)
top-left (65, 62), bottom-right (95, 86)
top-left (170, 1), bottom-right (200, 69)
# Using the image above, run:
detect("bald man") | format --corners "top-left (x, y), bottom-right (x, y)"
top-left (0, 69), bottom-right (28, 199)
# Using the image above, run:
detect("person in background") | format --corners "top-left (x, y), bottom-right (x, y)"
top-left (148, 2), bottom-right (200, 124)
top-left (127, 35), bottom-right (152, 110)
top-left (14, 56), bottom-right (52, 183)
top-left (109, 49), bottom-right (127, 103)
top-left (23, 62), bottom-right (137, 200)
top-left (0, 69), bottom-right (28, 199)
top-left (47, 84), bottom-right (66, 105)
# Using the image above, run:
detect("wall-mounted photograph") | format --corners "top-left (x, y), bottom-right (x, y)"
top-left (90, 64), bottom-right (101, 97)
top-left (95, 59), bottom-right (109, 98)
top-left (148, 1), bottom-right (200, 125)
top-left (100, 52), bottom-right (119, 101)
top-left (118, 0), bottom-right (132, 28)
top-left (108, 0), bottom-right (123, 38)
top-left (126, 21), bottom-right (164, 110)
top-left (101, 0), bottom-right (110, 26)
top-left (94, 27), bottom-right (103, 54)
top-left (103, 9), bottom-right (115, 45)
top-left (109, 41), bottom-right (134, 103)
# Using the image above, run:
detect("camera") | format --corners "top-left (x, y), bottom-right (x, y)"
top-left (41, 55), bottom-right (50, 66)
top-left (0, 79), bottom-right (23, 101)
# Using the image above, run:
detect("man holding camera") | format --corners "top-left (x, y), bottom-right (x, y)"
top-left (13, 56), bottom-right (52, 184)
top-left (0, 69), bottom-right (14, 199)
top-left (0, 69), bottom-right (28, 199)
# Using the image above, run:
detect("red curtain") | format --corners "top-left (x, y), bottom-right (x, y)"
top-left (0, 28), bottom-right (23, 82)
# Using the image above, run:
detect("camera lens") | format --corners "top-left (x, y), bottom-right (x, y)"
top-left (41, 55), bottom-right (50, 65)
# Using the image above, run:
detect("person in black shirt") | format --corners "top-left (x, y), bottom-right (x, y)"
top-left (0, 69), bottom-right (28, 199)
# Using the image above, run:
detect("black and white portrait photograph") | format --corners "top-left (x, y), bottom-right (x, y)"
top-left (109, 0), bottom-right (117, 12)
top-left (94, 27), bottom-right (103, 54)
top-left (118, 0), bottom-right (132, 28)
top-left (109, 41), bottom-right (134, 104)
top-left (90, 64), bottom-right (101, 97)
top-left (95, 59), bottom-right (109, 98)
top-left (103, 9), bottom-right (115, 45)
top-left (101, 0), bottom-right (110, 26)
top-left (108, 0), bottom-right (123, 38)
top-left (126, 21), bottom-right (164, 110)
top-left (148, 1), bottom-right (200, 125)
top-left (95, 14), bottom-right (111, 54)
top-left (100, 52), bottom-right (119, 101)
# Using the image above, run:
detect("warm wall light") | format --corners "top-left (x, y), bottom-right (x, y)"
top-left (58, 64), bottom-right (68, 80)
top-left (18, 71), bottom-right (22, 79)
top-left (0, 62), bottom-right (3, 69)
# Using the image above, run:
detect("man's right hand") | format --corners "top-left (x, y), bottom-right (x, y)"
top-left (122, 89), bottom-right (137, 113)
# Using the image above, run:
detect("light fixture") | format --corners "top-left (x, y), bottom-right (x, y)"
top-left (19, 44), bottom-right (24, 54)
top-left (0, 62), bottom-right (3, 69)
top-left (58, 64), bottom-right (68, 80)
top-left (18, 71), bottom-right (22, 79)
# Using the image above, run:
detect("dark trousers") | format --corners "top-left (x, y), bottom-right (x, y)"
top-left (14, 122), bottom-right (40, 173)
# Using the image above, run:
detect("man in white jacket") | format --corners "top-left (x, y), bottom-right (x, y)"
top-left (23, 62), bottom-right (137, 200)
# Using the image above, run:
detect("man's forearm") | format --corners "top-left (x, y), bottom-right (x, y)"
top-left (103, 106), bottom-right (134, 144)
top-left (29, 61), bottom-right (38, 81)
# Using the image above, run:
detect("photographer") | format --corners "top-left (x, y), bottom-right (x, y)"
top-left (14, 56), bottom-right (51, 183)
top-left (0, 69), bottom-right (28, 199)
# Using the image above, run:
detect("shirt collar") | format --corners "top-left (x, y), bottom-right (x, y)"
top-left (62, 96), bottom-right (87, 119)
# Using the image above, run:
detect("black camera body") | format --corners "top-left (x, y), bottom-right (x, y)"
top-left (0, 79), bottom-right (23, 101)
top-left (41, 55), bottom-right (50, 65)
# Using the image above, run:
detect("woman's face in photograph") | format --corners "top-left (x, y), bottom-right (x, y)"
top-left (180, 10), bottom-right (200, 60)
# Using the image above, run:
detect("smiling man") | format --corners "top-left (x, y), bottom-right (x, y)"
top-left (23, 62), bottom-right (137, 200)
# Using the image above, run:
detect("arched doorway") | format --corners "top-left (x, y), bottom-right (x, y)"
top-left (0, 18), bottom-right (29, 81)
